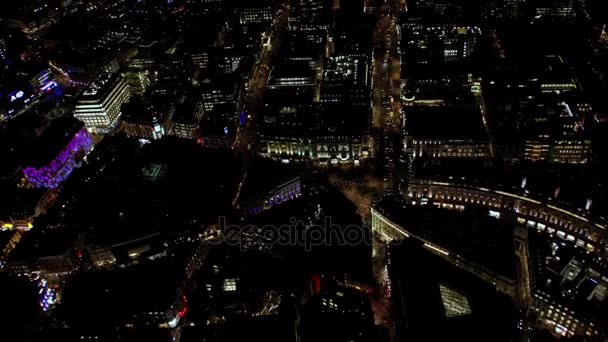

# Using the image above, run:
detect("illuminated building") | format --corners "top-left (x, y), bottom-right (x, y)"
top-left (122, 69), bottom-right (151, 96)
top-left (387, 238), bottom-right (517, 341)
top-left (239, 177), bottom-right (302, 216)
top-left (74, 73), bottom-right (131, 134)
top-left (1, 230), bottom-right (24, 261)
top-left (406, 179), bottom-right (607, 253)
top-left (22, 119), bottom-right (93, 189)
top-left (86, 245), bottom-right (116, 268)
top-left (260, 135), bottom-right (367, 165)
top-left (408, 107), bottom-right (490, 159)
top-left (549, 138), bottom-right (591, 164)
top-left (30, 69), bottom-right (57, 95)
top-left (258, 103), bottom-right (370, 165)
top-left (239, 5), bottom-right (273, 25)
top-left (373, 191), bottom-right (608, 339)
top-left (524, 136), bottom-right (551, 161)
top-left (441, 27), bottom-right (481, 62)
top-left (481, 0), bottom-right (527, 19)
top-left (372, 202), bottom-right (519, 296)
top-left (266, 66), bottom-right (317, 89)
top-left (323, 54), bottom-right (369, 85)
top-left (200, 80), bottom-right (238, 112)
top-left (121, 98), bottom-right (169, 141)
top-left (321, 53), bottom-right (371, 109)
top-left (295, 0), bottom-right (325, 21)
top-left (522, 103), bottom-right (591, 163)
top-left (31, 274), bottom-right (57, 312)
top-left (170, 93), bottom-right (205, 140)
top-left (526, 231), bottom-right (608, 339)
top-left (188, 51), bottom-right (209, 70)
top-left (0, 38), bottom-right (6, 65)
top-left (440, 284), bottom-right (472, 317)
top-left (172, 116), bottom-right (200, 140)
top-left (535, 0), bottom-right (584, 18)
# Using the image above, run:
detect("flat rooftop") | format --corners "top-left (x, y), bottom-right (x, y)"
top-left (388, 239), bottom-right (517, 341)
top-left (261, 103), bottom-right (370, 137)
top-left (79, 73), bottom-right (121, 101)
top-left (376, 199), bottom-right (517, 280)
top-left (408, 107), bottom-right (487, 140)
top-left (61, 260), bottom-right (184, 328)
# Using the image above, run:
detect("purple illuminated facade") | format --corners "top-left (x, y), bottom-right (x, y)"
top-left (244, 177), bottom-right (302, 216)
top-left (23, 128), bottom-right (93, 188)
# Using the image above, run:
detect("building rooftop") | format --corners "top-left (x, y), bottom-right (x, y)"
top-left (528, 230), bottom-right (608, 332)
top-left (407, 106), bottom-right (487, 140)
top-left (388, 238), bottom-right (517, 341)
top-left (411, 159), bottom-right (608, 224)
top-left (9, 227), bottom-right (77, 261)
top-left (201, 103), bottom-right (237, 136)
top-left (0, 185), bottom-right (47, 223)
top-left (261, 103), bottom-right (369, 138)
top-left (376, 199), bottom-right (517, 280)
top-left (25, 117), bottom-right (85, 167)
top-left (80, 73), bottom-right (120, 100)
top-left (60, 260), bottom-right (184, 328)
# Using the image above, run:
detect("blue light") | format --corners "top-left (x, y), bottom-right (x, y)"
top-left (240, 112), bottom-right (247, 125)
top-left (224, 127), bottom-right (229, 135)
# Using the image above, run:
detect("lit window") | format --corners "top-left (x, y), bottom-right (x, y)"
top-left (440, 284), bottom-right (471, 318)
top-left (223, 278), bottom-right (237, 292)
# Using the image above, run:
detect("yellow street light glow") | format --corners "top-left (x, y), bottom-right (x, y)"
top-left (371, 208), bottom-right (409, 238)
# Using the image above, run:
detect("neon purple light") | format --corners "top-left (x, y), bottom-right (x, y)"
top-left (23, 128), bottom-right (93, 188)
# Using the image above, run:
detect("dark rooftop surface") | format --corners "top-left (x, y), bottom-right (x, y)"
top-left (407, 106), bottom-right (487, 140)
top-left (0, 185), bottom-right (47, 221)
top-left (181, 316), bottom-right (296, 342)
top-left (201, 102), bottom-right (237, 135)
top-left (261, 103), bottom-right (370, 137)
top-left (25, 117), bottom-right (85, 167)
top-left (377, 199), bottom-right (517, 280)
top-left (0, 273), bottom-right (41, 341)
top-left (389, 238), bottom-right (517, 341)
top-left (238, 157), bottom-right (298, 202)
top-left (60, 260), bottom-right (184, 329)
top-left (0, 230), bottom-right (17, 250)
top-left (9, 227), bottom-right (77, 260)
top-left (121, 97), bottom-right (155, 124)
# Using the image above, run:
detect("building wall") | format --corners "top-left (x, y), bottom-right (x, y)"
top-left (407, 180), bottom-right (606, 254)
top-left (241, 177), bottom-right (302, 216)
top-left (371, 207), bottom-right (517, 296)
top-left (74, 77), bottom-right (131, 134)
top-left (371, 203), bottom-right (605, 340)
top-left (259, 135), bottom-right (367, 164)
top-left (412, 139), bottom-right (490, 158)
top-left (23, 128), bottom-right (94, 188)
top-left (239, 7), bottom-right (273, 24)
top-left (549, 139), bottom-right (591, 164)
top-left (533, 291), bottom-right (601, 338)
top-left (172, 122), bottom-right (200, 140)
